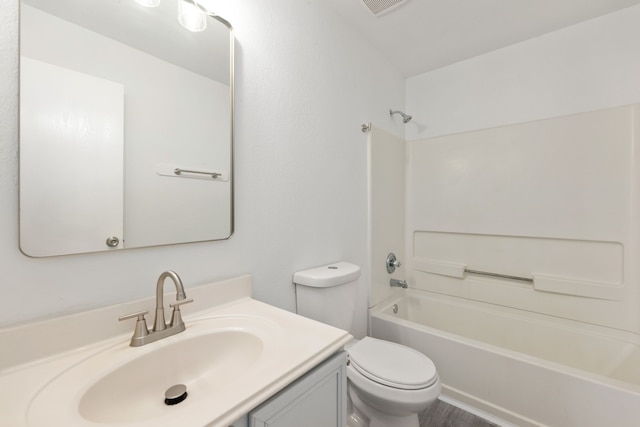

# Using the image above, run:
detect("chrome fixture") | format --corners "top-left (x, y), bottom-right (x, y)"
top-left (105, 236), bottom-right (120, 248)
top-left (361, 122), bottom-right (372, 133)
top-left (164, 384), bottom-right (188, 405)
top-left (386, 252), bottom-right (401, 273)
top-left (174, 168), bottom-right (222, 179)
top-left (390, 109), bottom-right (412, 124)
top-left (119, 271), bottom-right (193, 347)
top-left (390, 279), bottom-right (407, 288)
top-left (464, 268), bottom-right (534, 283)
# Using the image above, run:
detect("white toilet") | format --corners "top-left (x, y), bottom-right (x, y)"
top-left (293, 262), bottom-right (441, 427)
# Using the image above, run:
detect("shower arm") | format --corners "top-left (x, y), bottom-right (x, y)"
top-left (389, 109), bottom-right (412, 123)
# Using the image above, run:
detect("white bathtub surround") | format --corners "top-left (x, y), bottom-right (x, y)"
top-left (396, 7), bottom-right (640, 421)
top-left (367, 126), bottom-right (406, 307)
top-left (0, 275), bottom-right (351, 427)
top-left (388, 103), bottom-right (640, 426)
top-left (371, 290), bottom-right (640, 427)
top-left (407, 105), bottom-right (640, 333)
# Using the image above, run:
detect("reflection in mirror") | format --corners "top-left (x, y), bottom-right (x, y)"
top-left (19, 0), bottom-right (234, 257)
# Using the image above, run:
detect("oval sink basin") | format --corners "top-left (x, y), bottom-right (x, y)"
top-left (27, 315), bottom-right (282, 426)
top-left (80, 330), bottom-right (262, 423)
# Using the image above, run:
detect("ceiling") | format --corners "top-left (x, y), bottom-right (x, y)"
top-left (324, 0), bottom-right (640, 77)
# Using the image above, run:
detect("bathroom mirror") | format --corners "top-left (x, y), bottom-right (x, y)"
top-left (19, 0), bottom-right (234, 257)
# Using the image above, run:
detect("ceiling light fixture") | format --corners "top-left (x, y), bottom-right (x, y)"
top-left (133, 0), bottom-right (208, 33)
top-left (178, 0), bottom-right (208, 32)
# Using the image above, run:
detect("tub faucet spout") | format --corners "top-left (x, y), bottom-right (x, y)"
top-left (390, 279), bottom-right (408, 288)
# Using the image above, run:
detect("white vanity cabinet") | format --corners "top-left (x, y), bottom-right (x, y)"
top-left (230, 351), bottom-right (347, 427)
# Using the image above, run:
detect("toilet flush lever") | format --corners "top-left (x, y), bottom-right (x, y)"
top-left (386, 253), bottom-right (401, 274)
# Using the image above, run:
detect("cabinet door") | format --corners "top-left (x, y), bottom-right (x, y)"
top-left (229, 415), bottom-right (248, 427)
top-left (250, 352), bottom-right (346, 427)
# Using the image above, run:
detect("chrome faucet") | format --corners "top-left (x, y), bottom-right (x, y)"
top-left (119, 271), bottom-right (193, 347)
top-left (153, 270), bottom-right (187, 332)
top-left (390, 278), bottom-right (408, 288)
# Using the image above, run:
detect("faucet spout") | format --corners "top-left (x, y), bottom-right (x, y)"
top-left (120, 270), bottom-right (193, 346)
top-left (153, 271), bottom-right (186, 332)
top-left (390, 278), bottom-right (408, 288)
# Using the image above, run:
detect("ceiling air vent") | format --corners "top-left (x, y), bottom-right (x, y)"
top-left (361, 0), bottom-right (408, 16)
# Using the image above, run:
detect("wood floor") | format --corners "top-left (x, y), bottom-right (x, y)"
top-left (419, 399), bottom-right (498, 427)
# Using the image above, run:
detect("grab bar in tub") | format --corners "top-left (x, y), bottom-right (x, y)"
top-left (464, 268), bottom-right (533, 283)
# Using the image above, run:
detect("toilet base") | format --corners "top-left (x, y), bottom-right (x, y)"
top-left (347, 386), bottom-right (420, 427)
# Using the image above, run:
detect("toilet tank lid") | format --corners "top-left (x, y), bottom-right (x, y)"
top-left (293, 262), bottom-right (361, 287)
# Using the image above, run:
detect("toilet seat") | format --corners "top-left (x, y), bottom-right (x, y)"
top-left (348, 337), bottom-right (437, 390)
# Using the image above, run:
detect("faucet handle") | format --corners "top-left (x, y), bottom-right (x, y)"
top-left (118, 310), bottom-right (150, 344)
top-left (170, 298), bottom-right (193, 308)
top-left (169, 298), bottom-right (193, 328)
top-left (118, 310), bottom-right (149, 322)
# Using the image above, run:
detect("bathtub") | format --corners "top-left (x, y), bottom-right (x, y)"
top-left (370, 289), bottom-right (640, 427)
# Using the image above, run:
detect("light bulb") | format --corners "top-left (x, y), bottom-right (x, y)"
top-left (178, 0), bottom-right (207, 32)
top-left (134, 0), bottom-right (160, 7)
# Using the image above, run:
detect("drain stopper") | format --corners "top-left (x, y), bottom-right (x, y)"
top-left (164, 384), bottom-right (188, 406)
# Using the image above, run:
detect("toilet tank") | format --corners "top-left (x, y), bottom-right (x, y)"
top-left (293, 262), bottom-right (360, 333)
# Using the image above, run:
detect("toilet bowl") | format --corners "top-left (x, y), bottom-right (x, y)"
top-left (346, 337), bottom-right (441, 427)
top-left (293, 262), bottom-right (441, 427)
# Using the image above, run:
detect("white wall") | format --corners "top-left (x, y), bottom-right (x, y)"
top-left (0, 0), bottom-right (405, 335)
top-left (405, 4), bottom-right (640, 140)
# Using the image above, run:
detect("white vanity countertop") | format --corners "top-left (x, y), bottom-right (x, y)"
top-left (0, 275), bottom-right (352, 427)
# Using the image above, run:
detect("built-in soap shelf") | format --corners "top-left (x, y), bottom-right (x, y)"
top-left (413, 231), bottom-right (624, 301)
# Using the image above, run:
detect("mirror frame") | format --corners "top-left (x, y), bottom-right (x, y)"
top-left (18, 1), bottom-right (235, 257)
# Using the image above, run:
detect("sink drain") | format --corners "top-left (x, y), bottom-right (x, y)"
top-left (164, 384), bottom-right (188, 406)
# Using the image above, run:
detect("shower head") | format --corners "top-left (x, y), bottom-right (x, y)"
top-left (390, 109), bottom-right (412, 124)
